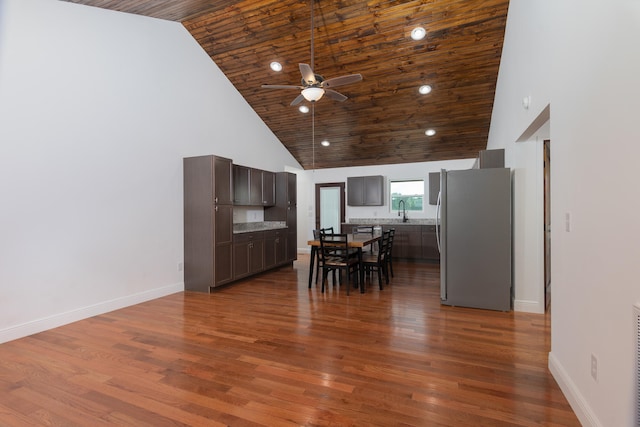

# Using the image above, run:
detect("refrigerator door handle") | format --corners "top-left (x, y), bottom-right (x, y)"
top-left (435, 191), bottom-right (441, 253)
top-left (439, 169), bottom-right (447, 301)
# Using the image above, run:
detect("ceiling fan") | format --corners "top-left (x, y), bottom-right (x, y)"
top-left (261, 0), bottom-right (362, 106)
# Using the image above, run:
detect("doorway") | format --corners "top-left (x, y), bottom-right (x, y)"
top-left (544, 139), bottom-right (551, 311)
top-left (315, 183), bottom-right (345, 232)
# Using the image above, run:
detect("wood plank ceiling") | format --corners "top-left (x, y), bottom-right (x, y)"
top-left (61, 0), bottom-right (510, 170)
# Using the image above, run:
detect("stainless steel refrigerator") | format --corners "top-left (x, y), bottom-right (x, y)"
top-left (436, 167), bottom-right (512, 311)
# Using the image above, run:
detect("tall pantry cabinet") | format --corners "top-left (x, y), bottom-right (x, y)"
top-left (265, 172), bottom-right (297, 262)
top-left (183, 155), bottom-right (234, 292)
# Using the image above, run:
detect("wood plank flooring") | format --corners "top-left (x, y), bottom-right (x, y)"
top-left (0, 255), bottom-right (579, 426)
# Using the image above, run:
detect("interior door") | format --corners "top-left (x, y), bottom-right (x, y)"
top-left (315, 183), bottom-right (345, 232)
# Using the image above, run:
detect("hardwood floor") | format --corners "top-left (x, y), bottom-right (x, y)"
top-left (0, 256), bottom-right (579, 426)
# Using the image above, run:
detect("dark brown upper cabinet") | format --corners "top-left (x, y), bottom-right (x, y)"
top-left (347, 175), bottom-right (384, 206)
top-left (233, 165), bottom-right (275, 207)
top-left (261, 170), bottom-right (275, 206)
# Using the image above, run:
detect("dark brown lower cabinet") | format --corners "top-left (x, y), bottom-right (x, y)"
top-left (264, 229), bottom-right (287, 270)
top-left (421, 225), bottom-right (440, 261)
top-left (214, 205), bottom-right (234, 284)
top-left (249, 239), bottom-right (264, 274)
top-left (391, 225), bottom-right (422, 260)
top-left (233, 232), bottom-right (264, 280)
top-left (286, 230), bottom-right (296, 262)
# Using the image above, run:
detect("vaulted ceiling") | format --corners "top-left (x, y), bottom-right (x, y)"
top-left (61, 0), bottom-right (509, 170)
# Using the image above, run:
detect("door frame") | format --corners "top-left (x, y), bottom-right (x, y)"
top-left (543, 139), bottom-right (551, 311)
top-left (315, 183), bottom-right (345, 230)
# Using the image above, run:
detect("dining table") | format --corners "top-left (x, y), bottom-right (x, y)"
top-left (306, 233), bottom-right (381, 293)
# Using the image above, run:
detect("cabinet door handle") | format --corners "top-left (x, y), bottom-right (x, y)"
top-left (214, 197), bottom-right (218, 203)
top-left (215, 206), bottom-right (218, 212)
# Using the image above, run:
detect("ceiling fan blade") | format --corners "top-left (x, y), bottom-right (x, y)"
top-left (290, 94), bottom-right (305, 106)
top-left (262, 84), bottom-right (303, 90)
top-left (299, 63), bottom-right (317, 85)
top-left (322, 73), bottom-right (363, 88)
top-left (324, 89), bottom-right (348, 102)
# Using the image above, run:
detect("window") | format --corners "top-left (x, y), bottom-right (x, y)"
top-left (390, 179), bottom-right (424, 212)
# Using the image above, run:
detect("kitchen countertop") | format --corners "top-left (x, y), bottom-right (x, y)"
top-left (233, 221), bottom-right (287, 234)
top-left (346, 218), bottom-right (438, 225)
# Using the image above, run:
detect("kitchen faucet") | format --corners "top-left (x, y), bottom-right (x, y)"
top-left (398, 200), bottom-right (408, 223)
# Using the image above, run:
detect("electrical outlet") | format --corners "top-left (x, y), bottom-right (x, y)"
top-left (591, 353), bottom-right (598, 381)
top-left (178, 262), bottom-right (184, 272)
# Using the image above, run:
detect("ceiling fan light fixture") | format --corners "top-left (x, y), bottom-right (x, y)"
top-left (299, 105), bottom-right (310, 113)
top-left (302, 87), bottom-right (325, 102)
top-left (321, 140), bottom-right (330, 147)
top-left (425, 129), bottom-right (436, 137)
top-left (411, 27), bottom-right (426, 41)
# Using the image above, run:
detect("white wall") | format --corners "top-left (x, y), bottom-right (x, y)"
top-left (0, 0), bottom-right (299, 343)
top-left (295, 159), bottom-right (475, 250)
top-left (487, 0), bottom-right (553, 315)
top-left (507, 127), bottom-right (546, 314)
top-left (488, 1), bottom-right (640, 425)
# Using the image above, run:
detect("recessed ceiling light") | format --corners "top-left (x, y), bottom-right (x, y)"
top-left (411, 27), bottom-right (426, 41)
top-left (321, 140), bottom-right (330, 147)
top-left (419, 84), bottom-right (432, 95)
top-left (299, 105), bottom-right (309, 113)
top-left (270, 61), bottom-right (283, 72)
top-left (425, 129), bottom-right (436, 137)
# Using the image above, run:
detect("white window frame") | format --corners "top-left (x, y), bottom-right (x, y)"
top-left (389, 179), bottom-right (425, 213)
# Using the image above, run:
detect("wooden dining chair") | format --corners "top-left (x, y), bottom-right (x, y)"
top-left (311, 229), bottom-right (322, 285)
top-left (311, 227), bottom-right (340, 288)
top-left (318, 233), bottom-right (360, 295)
top-left (385, 228), bottom-right (395, 279)
top-left (353, 225), bottom-right (374, 253)
top-left (321, 226), bottom-right (355, 266)
top-left (320, 226), bottom-right (334, 235)
top-left (362, 230), bottom-right (390, 290)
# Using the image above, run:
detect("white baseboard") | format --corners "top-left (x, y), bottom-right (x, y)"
top-left (548, 351), bottom-right (602, 427)
top-left (0, 282), bottom-right (184, 344)
top-left (513, 298), bottom-right (544, 313)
